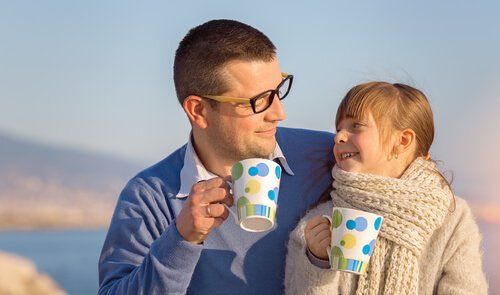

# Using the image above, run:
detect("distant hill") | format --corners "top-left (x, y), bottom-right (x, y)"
top-left (0, 132), bottom-right (143, 229)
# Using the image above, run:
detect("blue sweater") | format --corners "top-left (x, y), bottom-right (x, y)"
top-left (98, 127), bottom-right (334, 294)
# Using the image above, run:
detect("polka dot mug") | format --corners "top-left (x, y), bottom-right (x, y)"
top-left (225, 158), bottom-right (281, 232)
top-left (323, 207), bottom-right (383, 274)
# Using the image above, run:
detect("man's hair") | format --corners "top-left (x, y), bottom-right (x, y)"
top-left (173, 19), bottom-right (276, 105)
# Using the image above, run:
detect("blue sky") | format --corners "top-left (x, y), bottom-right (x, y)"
top-left (1, 1), bottom-right (499, 206)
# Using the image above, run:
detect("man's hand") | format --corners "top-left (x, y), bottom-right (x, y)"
top-left (176, 177), bottom-right (234, 244)
top-left (304, 216), bottom-right (331, 260)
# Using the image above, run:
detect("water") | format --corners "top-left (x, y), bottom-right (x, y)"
top-left (0, 223), bottom-right (498, 294)
top-left (0, 230), bottom-right (106, 295)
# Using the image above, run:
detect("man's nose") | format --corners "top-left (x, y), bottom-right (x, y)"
top-left (264, 96), bottom-right (286, 122)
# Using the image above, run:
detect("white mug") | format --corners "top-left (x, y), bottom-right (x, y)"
top-left (224, 158), bottom-right (281, 232)
top-left (323, 207), bottom-right (383, 274)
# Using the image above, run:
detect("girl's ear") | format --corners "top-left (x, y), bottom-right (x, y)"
top-left (394, 128), bottom-right (416, 154)
top-left (183, 95), bottom-right (209, 129)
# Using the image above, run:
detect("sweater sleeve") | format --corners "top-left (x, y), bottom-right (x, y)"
top-left (98, 178), bottom-right (203, 295)
top-left (284, 202), bottom-right (341, 295)
top-left (436, 199), bottom-right (488, 295)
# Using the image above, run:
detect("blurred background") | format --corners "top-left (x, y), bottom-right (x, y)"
top-left (0, 1), bottom-right (499, 294)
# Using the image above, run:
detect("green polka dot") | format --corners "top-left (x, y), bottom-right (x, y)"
top-left (332, 209), bottom-right (343, 229)
top-left (237, 196), bottom-right (250, 208)
top-left (331, 246), bottom-right (344, 258)
top-left (231, 162), bottom-right (243, 181)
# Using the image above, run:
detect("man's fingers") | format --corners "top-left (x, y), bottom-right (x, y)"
top-left (190, 178), bottom-right (232, 205)
top-left (177, 177), bottom-right (234, 244)
top-left (192, 177), bottom-right (229, 193)
top-left (221, 194), bottom-right (234, 207)
top-left (204, 203), bottom-right (230, 219)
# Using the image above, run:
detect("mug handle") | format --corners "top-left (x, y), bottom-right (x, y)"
top-left (223, 180), bottom-right (239, 224)
top-left (223, 203), bottom-right (239, 224)
top-left (322, 214), bottom-right (332, 264)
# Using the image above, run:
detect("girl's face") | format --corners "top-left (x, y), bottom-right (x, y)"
top-left (333, 112), bottom-right (400, 177)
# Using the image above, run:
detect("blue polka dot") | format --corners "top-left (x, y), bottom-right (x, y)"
top-left (268, 190), bottom-right (275, 200)
top-left (362, 244), bottom-right (371, 255)
top-left (256, 163), bottom-right (269, 177)
top-left (354, 217), bottom-right (368, 231)
top-left (275, 166), bottom-right (281, 179)
top-left (374, 217), bottom-right (382, 230)
top-left (248, 167), bottom-right (258, 176)
top-left (346, 220), bottom-right (356, 230)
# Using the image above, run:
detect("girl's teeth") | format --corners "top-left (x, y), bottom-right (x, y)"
top-left (342, 152), bottom-right (355, 159)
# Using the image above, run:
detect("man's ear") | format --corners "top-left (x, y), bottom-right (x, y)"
top-left (183, 95), bottom-right (208, 129)
top-left (394, 128), bottom-right (416, 154)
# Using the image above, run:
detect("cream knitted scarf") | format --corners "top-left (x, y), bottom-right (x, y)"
top-left (331, 157), bottom-right (452, 295)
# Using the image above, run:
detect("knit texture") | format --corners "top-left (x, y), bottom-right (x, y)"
top-left (331, 157), bottom-right (451, 295)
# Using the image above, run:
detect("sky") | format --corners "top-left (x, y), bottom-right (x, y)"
top-left (1, 1), bottom-right (499, 206)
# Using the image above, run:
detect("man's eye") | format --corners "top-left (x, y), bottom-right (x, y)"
top-left (254, 95), bottom-right (268, 106)
top-left (236, 102), bottom-right (252, 108)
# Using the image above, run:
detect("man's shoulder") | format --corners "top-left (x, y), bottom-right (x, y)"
top-left (131, 144), bottom-right (187, 186)
top-left (276, 126), bottom-right (334, 144)
top-left (276, 127), bottom-right (335, 171)
top-left (276, 126), bottom-right (334, 154)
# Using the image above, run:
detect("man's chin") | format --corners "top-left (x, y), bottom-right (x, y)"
top-left (254, 141), bottom-right (276, 158)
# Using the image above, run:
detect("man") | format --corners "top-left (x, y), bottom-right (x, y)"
top-left (98, 19), bottom-right (334, 294)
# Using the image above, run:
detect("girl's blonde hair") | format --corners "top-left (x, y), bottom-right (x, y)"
top-left (336, 81), bottom-right (434, 159)
top-left (335, 81), bottom-right (455, 210)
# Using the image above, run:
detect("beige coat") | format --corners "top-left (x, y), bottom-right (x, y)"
top-left (284, 197), bottom-right (488, 295)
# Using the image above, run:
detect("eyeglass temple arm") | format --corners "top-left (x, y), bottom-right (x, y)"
top-left (202, 72), bottom-right (290, 102)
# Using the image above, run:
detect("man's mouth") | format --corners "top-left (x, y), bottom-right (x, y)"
top-left (256, 127), bottom-right (277, 134)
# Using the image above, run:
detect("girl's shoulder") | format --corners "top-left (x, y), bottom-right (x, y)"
top-left (438, 195), bottom-right (482, 244)
top-left (446, 196), bottom-right (476, 225)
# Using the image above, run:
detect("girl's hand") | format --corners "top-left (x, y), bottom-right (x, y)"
top-left (304, 216), bottom-right (331, 260)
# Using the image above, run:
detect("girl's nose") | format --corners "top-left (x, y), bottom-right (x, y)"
top-left (334, 130), bottom-right (347, 144)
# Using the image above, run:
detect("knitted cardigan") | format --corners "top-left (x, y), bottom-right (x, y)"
top-left (284, 181), bottom-right (488, 295)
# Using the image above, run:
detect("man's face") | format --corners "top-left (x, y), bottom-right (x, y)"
top-left (204, 58), bottom-right (286, 162)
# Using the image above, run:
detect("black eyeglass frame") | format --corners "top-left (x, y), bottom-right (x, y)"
top-left (199, 72), bottom-right (293, 114)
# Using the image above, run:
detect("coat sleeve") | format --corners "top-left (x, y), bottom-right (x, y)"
top-left (98, 178), bottom-right (203, 295)
top-left (436, 199), bottom-right (488, 295)
top-left (284, 202), bottom-right (341, 295)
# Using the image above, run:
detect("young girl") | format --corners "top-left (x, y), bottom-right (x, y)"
top-left (284, 82), bottom-right (488, 295)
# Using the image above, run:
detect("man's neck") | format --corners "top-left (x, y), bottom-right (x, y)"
top-left (191, 135), bottom-right (233, 178)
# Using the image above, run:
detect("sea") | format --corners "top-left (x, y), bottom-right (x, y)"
top-left (0, 229), bottom-right (106, 295)
top-left (0, 222), bottom-right (498, 295)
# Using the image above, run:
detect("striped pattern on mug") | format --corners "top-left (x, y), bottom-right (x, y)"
top-left (237, 204), bottom-right (276, 221)
top-left (330, 256), bottom-right (368, 274)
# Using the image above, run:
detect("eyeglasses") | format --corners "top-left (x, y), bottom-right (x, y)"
top-left (199, 72), bottom-right (293, 114)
